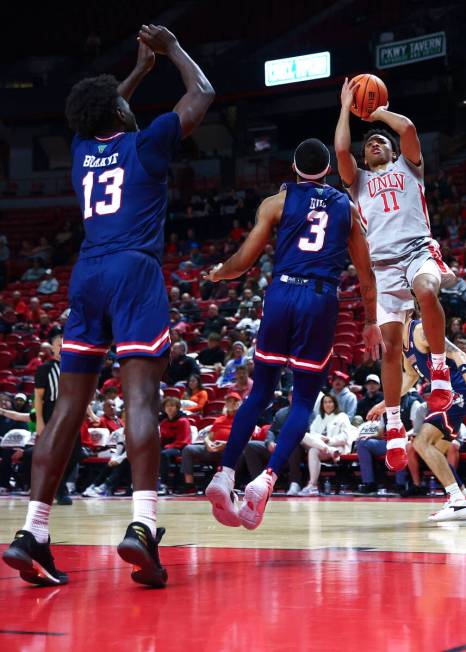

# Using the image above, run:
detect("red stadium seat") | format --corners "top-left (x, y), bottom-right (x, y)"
top-left (214, 386), bottom-right (233, 400)
top-left (163, 387), bottom-right (183, 398)
top-left (203, 400), bottom-right (225, 416)
top-left (21, 380), bottom-right (35, 395)
top-left (0, 379), bottom-right (18, 393)
top-left (197, 416), bottom-right (217, 430)
top-left (0, 351), bottom-right (13, 370)
top-left (200, 372), bottom-right (217, 384)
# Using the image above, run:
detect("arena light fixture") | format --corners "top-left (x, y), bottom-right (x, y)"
top-left (264, 52), bottom-right (330, 87)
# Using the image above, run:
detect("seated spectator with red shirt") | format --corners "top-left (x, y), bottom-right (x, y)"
top-left (159, 397), bottom-right (192, 494)
top-left (12, 291), bottom-right (28, 317)
top-left (231, 365), bottom-right (253, 400)
top-left (98, 399), bottom-right (124, 432)
top-left (178, 392), bottom-right (242, 494)
top-left (101, 362), bottom-right (122, 395)
top-left (26, 297), bottom-right (46, 324)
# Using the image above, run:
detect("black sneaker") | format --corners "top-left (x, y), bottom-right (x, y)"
top-left (2, 530), bottom-right (68, 586)
top-left (354, 483), bottom-right (378, 496)
top-left (117, 522), bottom-right (167, 588)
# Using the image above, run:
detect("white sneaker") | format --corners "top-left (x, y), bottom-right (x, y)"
top-left (286, 482), bottom-right (301, 496)
top-left (239, 469), bottom-right (275, 530)
top-left (428, 496), bottom-right (466, 522)
top-left (299, 485), bottom-right (319, 496)
top-left (205, 469), bottom-right (241, 527)
top-left (82, 485), bottom-right (100, 498)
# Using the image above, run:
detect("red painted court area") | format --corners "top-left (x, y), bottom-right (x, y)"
top-left (1, 544), bottom-right (465, 652)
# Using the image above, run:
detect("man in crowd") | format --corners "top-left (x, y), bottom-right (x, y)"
top-left (330, 371), bottom-right (357, 419)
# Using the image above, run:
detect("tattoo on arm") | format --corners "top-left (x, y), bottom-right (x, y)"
top-left (445, 337), bottom-right (466, 360)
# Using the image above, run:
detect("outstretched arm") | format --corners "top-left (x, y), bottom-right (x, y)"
top-left (117, 42), bottom-right (155, 102)
top-left (347, 204), bottom-right (385, 360)
top-left (139, 25), bottom-right (215, 139)
top-left (334, 77), bottom-right (359, 186)
top-left (208, 192), bottom-right (285, 281)
top-left (365, 107), bottom-right (422, 167)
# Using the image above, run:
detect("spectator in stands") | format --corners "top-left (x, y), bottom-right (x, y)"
top-left (165, 233), bottom-right (180, 258)
top-left (299, 394), bottom-right (355, 496)
top-left (31, 237), bottom-right (52, 264)
top-left (229, 218), bottom-right (245, 241)
top-left (181, 374), bottom-right (209, 413)
top-left (22, 258), bottom-right (45, 282)
top-left (171, 260), bottom-right (198, 293)
top-left (180, 245), bottom-right (204, 268)
top-left (25, 297), bottom-right (45, 325)
top-left (18, 240), bottom-right (34, 260)
top-left (355, 421), bottom-right (407, 495)
top-left (179, 392), bottom-right (242, 494)
top-left (12, 393), bottom-right (29, 414)
top-left (356, 374), bottom-right (384, 420)
top-left (330, 371), bottom-right (357, 419)
top-left (169, 308), bottom-right (189, 334)
top-left (37, 269), bottom-right (59, 295)
top-left (202, 303), bottom-right (228, 337)
top-left (98, 399), bottom-right (124, 432)
top-left (209, 279), bottom-right (229, 301)
top-left (259, 244), bottom-right (274, 275)
top-left (0, 305), bottom-right (16, 335)
top-left (179, 292), bottom-right (200, 323)
top-left (169, 286), bottom-right (181, 308)
top-left (244, 388), bottom-right (306, 495)
top-left (231, 365), bottom-right (253, 400)
top-left (101, 362), bottom-right (122, 395)
top-left (36, 314), bottom-right (53, 340)
top-left (339, 263), bottom-right (359, 291)
top-left (352, 357), bottom-right (382, 388)
top-left (102, 386), bottom-right (124, 415)
top-left (220, 289), bottom-right (240, 317)
top-left (217, 341), bottom-right (247, 386)
top-left (204, 244), bottom-right (222, 266)
top-left (0, 394), bottom-right (28, 437)
top-left (236, 306), bottom-right (261, 336)
top-left (446, 316), bottom-right (464, 341)
top-left (83, 429), bottom-right (131, 497)
top-left (159, 397), bottom-right (192, 494)
top-left (197, 332), bottom-right (225, 369)
top-left (166, 341), bottom-right (200, 386)
top-left (11, 291), bottom-right (28, 318)
top-left (97, 352), bottom-right (115, 388)
top-left (240, 287), bottom-right (261, 308)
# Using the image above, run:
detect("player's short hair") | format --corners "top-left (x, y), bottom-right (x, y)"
top-left (361, 128), bottom-right (399, 164)
top-left (294, 139), bottom-right (330, 181)
top-left (65, 74), bottom-right (120, 139)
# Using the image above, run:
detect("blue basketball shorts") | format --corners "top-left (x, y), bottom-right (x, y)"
top-left (424, 390), bottom-right (466, 440)
top-left (61, 250), bottom-right (170, 374)
top-left (255, 275), bottom-right (338, 373)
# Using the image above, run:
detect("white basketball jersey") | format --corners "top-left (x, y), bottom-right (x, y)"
top-left (348, 155), bottom-right (431, 262)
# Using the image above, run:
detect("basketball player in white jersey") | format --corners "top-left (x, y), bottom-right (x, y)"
top-left (335, 77), bottom-right (455, 474)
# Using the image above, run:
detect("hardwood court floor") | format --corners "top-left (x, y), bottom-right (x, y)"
top-left (1, 495), bottom-right (466, 652)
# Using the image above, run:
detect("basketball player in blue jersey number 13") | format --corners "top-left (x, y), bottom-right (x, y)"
top-left (2, 26), bottom-right (214, 588)
top-left (205, 139), bottom-right (384, 530)
top-left (335, 78), bottom-right (456, 475)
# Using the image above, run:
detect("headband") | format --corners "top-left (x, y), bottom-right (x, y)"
top-left (294, 157), bottom-right (330, 180)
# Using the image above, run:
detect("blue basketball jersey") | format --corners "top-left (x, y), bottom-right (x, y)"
top-left (404, 319), bottom-right (466, 393)
top-left (273, 182), bottom-right (352, 282)
top-left (71, 112), bottom-right (181, 263)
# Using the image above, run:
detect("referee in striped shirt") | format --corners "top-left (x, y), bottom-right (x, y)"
top-left (34, 329), bottom-right (80, 505)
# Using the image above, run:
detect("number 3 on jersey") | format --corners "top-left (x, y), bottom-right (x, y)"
top-left (298, 210), bottom-right (328, 252)
top-left (82, 167), bottom-right (124, 219)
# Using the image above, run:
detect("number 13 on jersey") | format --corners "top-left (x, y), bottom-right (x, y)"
top-left (82, 167), bottom-right (124, 219)
top-left (298, 210), bottom-right (328, 252)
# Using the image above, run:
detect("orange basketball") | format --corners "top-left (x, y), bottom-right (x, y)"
top-left (349, 74), bottom-right (388, 120)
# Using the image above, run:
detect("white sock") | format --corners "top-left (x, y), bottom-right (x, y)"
top-left (263, 468), bottom-right (278, 484)
top-left (386, 406), bottom-right (402, 430)
top-left (23, 501), bottom-right (51, 544)
top-left (132, 490), bottom-right (157, 538)
top-left (431, 352), bottom-right (447, 369)
top-left (445, 482), bottom-right (464, 503)
top-left (462, 486), bottom-right (466, 498)
top-left (221, 466), bottom-right (235, 483)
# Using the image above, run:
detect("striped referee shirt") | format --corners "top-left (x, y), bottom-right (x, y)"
top-left (34, 359), bottom-right (60, 422)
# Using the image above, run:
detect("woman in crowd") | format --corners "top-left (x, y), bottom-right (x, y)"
top-left (181, 374), bottom-right (209, 414)
top-left (299, 394), bottom-right (355, 496)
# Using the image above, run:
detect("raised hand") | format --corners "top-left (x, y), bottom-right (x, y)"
top-left (135, 40), bottom-right (156, 74)
top-left (340, 77), bottom-right (360, 111)
top-left (138, 24), bottom-right (178, 55)
top-left (362, 103), bottom-right (390, 123)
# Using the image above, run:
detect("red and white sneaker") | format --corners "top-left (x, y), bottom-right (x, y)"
top-left (428, 366), bottom-right (453, 413)
top-left (239, 468), bottom-right (275, 530)
top-left (205, 469), bottom-right (241, 527)
top-left (385, 426), bottom-right (408, 472)
top-left (428, 496), bottom-right (466, 522)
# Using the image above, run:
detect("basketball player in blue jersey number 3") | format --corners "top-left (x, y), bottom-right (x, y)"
top-left (3, 26), bottom-right (214, 588)
top-left (206, 139), bottom-right (384, 530)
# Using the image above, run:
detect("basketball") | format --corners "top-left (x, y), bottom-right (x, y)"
top-left (349, 73), bottom-right (388, 120)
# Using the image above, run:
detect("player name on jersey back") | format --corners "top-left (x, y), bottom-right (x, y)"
top-left (83, 153), bottom-right (119, 168)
